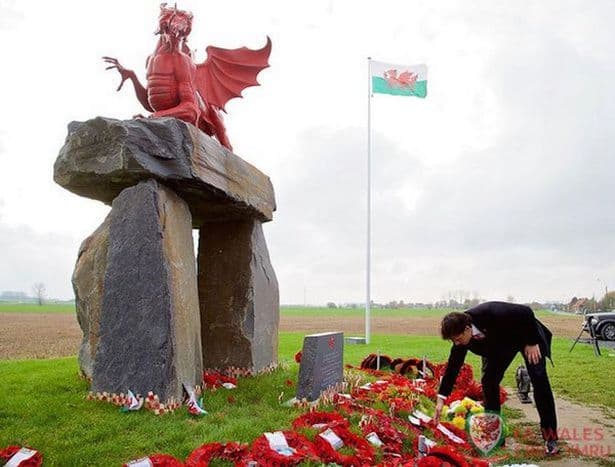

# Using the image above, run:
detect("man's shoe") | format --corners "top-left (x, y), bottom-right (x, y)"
top-left (545, 440), bottom-right (559, 456)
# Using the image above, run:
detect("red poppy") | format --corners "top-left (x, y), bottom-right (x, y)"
top-left (312, 426), bottom-right (375, 466)
top-left (185, 442), bottom-right (248, 466)
top-left (292, 411), bottom-right (350, 431)
top-left (249, 430), bottom-right (317, 466)
top-left (416, 445), bottom-right (471, 467)
top-left (202, 372), bottom-right (238, 390)
top-left (0, 446), bottom-right (42, 467)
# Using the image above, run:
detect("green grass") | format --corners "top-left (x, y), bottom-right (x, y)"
top-left (283, 306), bottom-right (580, 321)
top-left (1, 303), bottom-right (581, 321)
top-left (0, 303), bottom-right (75, 313)
top-left (1, 333), bottom-right (614, 465)
top-left (281, 306), bottom-right (451, 318)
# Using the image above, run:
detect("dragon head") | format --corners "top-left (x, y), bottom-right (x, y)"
top-left (156, 3), bottom-right (193, 42)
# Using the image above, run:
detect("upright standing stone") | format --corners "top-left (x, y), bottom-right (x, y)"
top-left (197, 219), bottom-right (279, 371)
top-left (92, 179), bottom-right (202, 401)
top-left (73, 215), bottom-right (110, 379)
top-left (297, 332), bottom-right (344, 401)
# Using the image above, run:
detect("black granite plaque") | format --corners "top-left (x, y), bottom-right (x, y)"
top-left (296, 331), bottom-right (344, 401)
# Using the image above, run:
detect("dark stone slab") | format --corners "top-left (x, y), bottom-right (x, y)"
top-left (91, 179), bottom-right (202, 400)
top-left (197, 219), bottom-right (279, 371)
top-left (73, 215), bottom-right (110, 379)
top-left (54, 116), bottom-right (275, 225)
top-left (296, 332), bottom-right (344, 401)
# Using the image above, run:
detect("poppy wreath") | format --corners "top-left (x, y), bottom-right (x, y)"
top-left (360, 353), bottom-right (393, 370)
top-left (123, 454), bottom-right (184, 467)
top-left (202, 371), bottom-right (238, 390)
top-left (390, 358), bottom-right (436, 379)
top-left (432, 421), bottom-right (472, 451)
top-left (185, 441), bottom-right (249, 466)
top-left (436, 363), bottom-right (507, 405)
top-left (292, 411), bottom-right (349, 431)
top-left (415, 445), bottom-right (471, 467)
top-left (250, 431), bottom-right (318, 466)
top-left (0, 446), bottom-right (42, 467)
top-left (360, 418), bottom-right (405, 455)
top-left (312, 426), bottom-right (375, 466)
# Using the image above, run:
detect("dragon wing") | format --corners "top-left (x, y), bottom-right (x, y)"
top-left (195, 36), bottom-right (272, 112)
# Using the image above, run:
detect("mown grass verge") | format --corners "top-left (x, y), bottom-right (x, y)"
top-left (1, 303), bottom-right (581, 323)
top-left (1, 334), bottom-right (612, 465)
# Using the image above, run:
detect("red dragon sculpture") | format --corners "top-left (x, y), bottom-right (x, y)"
top-left (103, 3), bottom-right (271, 151)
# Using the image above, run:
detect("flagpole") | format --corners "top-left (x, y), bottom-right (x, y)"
top-left (366, 57), bottom-right (372, 345)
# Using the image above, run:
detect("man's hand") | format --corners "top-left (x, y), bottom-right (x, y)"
top-left (524, 344), bottom-right (542, 365)
top-left (434, 397), bottom-right (445, 424)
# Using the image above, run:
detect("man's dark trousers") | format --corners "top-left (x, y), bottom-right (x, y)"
top-left (481, 346), bottom-right (557, 441)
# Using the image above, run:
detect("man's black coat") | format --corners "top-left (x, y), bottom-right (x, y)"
top-left (438, 301), bottom-right (552, 397)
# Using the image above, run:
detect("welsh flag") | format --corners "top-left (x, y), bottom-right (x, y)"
top-left (370, 60), bottom-right (427, 98)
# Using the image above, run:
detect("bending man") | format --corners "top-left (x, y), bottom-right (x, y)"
top-left (434, 301), bottom-right (558, 455)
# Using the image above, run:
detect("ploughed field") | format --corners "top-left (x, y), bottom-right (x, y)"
top-left (0, 306), bottom-right (583, 359)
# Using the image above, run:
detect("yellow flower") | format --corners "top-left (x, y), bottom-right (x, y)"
top-left (452, 415), bottom-right (466, 430)
top-left (462, 397), bottom-right (475, 409)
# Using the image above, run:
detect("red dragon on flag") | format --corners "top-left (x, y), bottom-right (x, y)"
top-left (383, 69), bottom-right (419, 90)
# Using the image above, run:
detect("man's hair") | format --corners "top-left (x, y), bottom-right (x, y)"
top-left (440, 312), bottom-right (471, 339)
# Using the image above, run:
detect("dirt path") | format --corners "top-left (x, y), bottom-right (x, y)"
top-left (0, 312), bottom-right (587, 360)
top-left (506, 388), bottom-right (615, 466)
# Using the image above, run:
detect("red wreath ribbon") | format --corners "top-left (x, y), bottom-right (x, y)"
top-left (433, 421), bottom-right (472, 451)
top-left (312, 426), bottom-right (375, 466)
top-left (292, 411), bottom-right (350, 431)
top-left (123, 454), bottom-right (184, 467)
top-left (202, 372), bottom-right (238, 390)
top-left (185, 442), bottom-right (249, 466)
top-left (360, 420), bottom-right (405, 454)
top-left (0, 446), bottom-right (42, 467)
top-left (416, 445), bottom-right (471, 467)
top-left (250, 431), bottom-right (317, 465)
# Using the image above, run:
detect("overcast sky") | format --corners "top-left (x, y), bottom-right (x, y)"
top-left (0, 0), bottom-right (614, 305)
